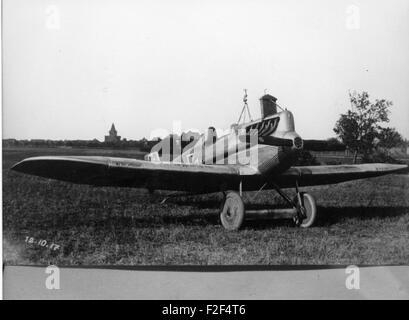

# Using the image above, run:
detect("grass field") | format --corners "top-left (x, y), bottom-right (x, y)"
top-left (3, 147), bottom-right (409, 265)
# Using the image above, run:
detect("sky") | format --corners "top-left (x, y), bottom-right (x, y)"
top-left (3, 0), bottom-right (409, 141)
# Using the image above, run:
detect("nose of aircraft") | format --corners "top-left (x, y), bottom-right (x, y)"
top-left (276, 110), bottom-right (303, 150)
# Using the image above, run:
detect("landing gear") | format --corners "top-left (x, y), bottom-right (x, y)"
top-left (293, 192), bottom-right (317, 228)
top-left (272, 182), bottom-right (318, 228)
top-left (220, 191), bottom-right (245, 231)
top-left (218, 182), bottom-right (318, 230)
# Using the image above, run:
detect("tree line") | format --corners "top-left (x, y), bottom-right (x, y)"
top-left (3, 91), bottom-right (406, 165)
top-left (2, 138), bottom-right (156, 152)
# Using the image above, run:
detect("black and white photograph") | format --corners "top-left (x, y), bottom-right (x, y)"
top-left (1, 0), bottom-right (409, 300)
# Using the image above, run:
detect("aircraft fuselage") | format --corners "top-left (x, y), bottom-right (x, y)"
top-left (146, 109), bottom-right (304, 177)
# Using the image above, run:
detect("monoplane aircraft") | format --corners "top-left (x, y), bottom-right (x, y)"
top-left (12, 94), bottom-right (407, 230)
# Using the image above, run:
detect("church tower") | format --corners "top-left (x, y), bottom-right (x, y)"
top-left (105, 123), bottom-right (121, 143)
top-left (109, 124), bottom-right (117, 136)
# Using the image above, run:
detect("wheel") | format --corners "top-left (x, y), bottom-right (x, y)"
top-left (220, 191), bottom-right (245, 230)
top-left (293, 192), bottom-right (318, 228)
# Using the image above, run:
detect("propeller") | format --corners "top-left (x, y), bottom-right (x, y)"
top-left (302, 139), bottom-right (346, 152)
top-left (239, 134), bottom-right (293, 147)
top-left (258, 136), bottom-right (293, 147)
top-left (240, 134), bottom-right (345, 151)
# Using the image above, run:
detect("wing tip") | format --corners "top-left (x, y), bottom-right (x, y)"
top-left (372, 163), bottom-right (408, 172)
top-left (11, 156), bottom-right (44, 171)
top-left (11, 157), bottom-right (38, 174)
top-left (391, 163), bottom-right (409, 173)
top-left (11, 159), bottom-right (28, 172)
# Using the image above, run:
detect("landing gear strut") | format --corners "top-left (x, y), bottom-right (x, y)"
top-left (219, 181), bottom-right (318, 230)
top-left (267, 181), bottom-right (318, 228)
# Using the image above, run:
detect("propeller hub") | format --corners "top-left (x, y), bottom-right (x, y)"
top-left (293, 136), bottom-right (303, 149)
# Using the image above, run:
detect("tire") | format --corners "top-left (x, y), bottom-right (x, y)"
top-left (294, 192), bottom-right (318, 228)
top-left (220, 191), bottom-right (245, 230)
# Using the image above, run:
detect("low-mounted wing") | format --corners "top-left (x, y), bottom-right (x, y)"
top-left (11, 156), bottom-right (257, 193)
top-left (274, 163), bottom-right (407, 188)
top-left (11, 156), bottom-right (407, 193)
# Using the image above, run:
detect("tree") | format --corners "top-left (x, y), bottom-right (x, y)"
top-left (376, 127), bottom-right (403, 149)
top-left (334, 91), bottom-right (394, 163)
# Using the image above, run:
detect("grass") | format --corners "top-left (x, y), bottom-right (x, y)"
top-left (3, 147), bottom-right (409, 265)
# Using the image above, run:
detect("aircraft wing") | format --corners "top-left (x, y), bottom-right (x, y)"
top-left (274, 163), bottom-right (407, 188)
top-left (11, 156), bottom-right (257, 192)
top-left (11, 156), bottom-right (407, 192)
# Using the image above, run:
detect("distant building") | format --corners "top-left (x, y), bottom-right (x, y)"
top-left (104, 123), bottom-right (121, 143)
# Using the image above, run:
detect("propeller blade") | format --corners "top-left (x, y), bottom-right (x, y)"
top-left (239, 134), bottom-right (345, 151)
top-left (302, 139), bottom-right (346, 151)
top-left (239, 134), bottom-right (294, 147)
top-left (258, 136), bottom-right (294, 147)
